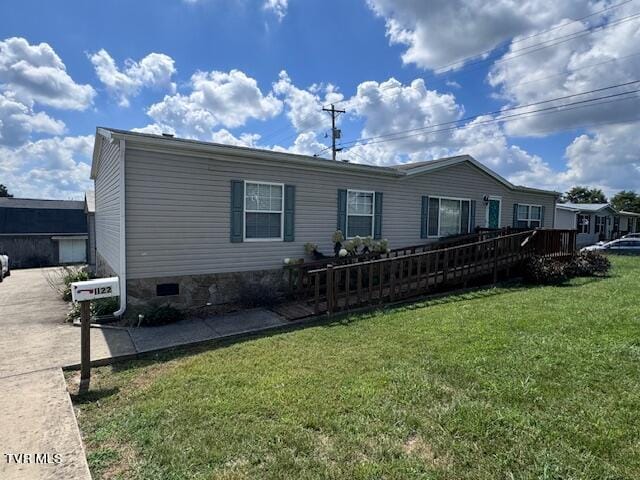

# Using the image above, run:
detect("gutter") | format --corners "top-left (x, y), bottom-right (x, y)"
top-left (113, 138), bottom-right (127, 318)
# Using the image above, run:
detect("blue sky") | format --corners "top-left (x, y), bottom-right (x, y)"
top-left (1, 0), bottom-right (639, 198)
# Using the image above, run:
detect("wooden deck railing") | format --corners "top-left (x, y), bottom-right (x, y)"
top-left (294, 228), bottom-right (576, 316)
top-left (285, 227), bottom-right (524, 299)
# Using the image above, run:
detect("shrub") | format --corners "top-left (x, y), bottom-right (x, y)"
top-left (65, 296), bottom-right (120, 323)
top-left (522, 256), bottom-right (569, 285)
top-left (568, 251), bottom-right (611, 277)
top-left (46, 266), bottom-right (94, 301)
top-left (93, 297), bottom-right (120, 317)
top-left (137, 304), bottom-right (185, 327)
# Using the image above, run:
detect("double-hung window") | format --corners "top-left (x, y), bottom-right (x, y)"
top-left (427, 197), bottom-right (471, 237)
top-left (244, 181), bottom-right (283, 240)
top-left (594, 215), bottom-right (605, 234)
top-left (577, 214), bottom-right (590, 234)
top-left (516, 204), bottom-right (542, 228)
top-left (346, 190), bottom-right (374, 238)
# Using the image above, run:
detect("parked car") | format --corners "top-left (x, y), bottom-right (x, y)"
top-left (622, 232), bottom-right (640, 239)
top-left (0, 253), bottom-right (9, 282)
top-left (581, 238), bottom-right (640, 254)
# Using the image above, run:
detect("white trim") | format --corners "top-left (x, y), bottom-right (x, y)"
top-left (51, 235), bottom-right (88, 241)
top-left (114, 138), bottom-right (127, 318)
top-left (485, 195), bottom-right (502, 228)
top-left (517, 203), bottom-right (543, 228)
top-left (427, 196), bottom-right (472, 238)
top-left (346, 189), bottom-right (375, 239)
top-left (243, 180), bottom-right (285, 242)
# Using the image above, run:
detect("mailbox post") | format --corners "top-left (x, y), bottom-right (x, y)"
top-left (71, 277), bottom-right (120, 392)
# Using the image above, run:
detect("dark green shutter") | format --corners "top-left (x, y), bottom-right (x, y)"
top-left (230, 180), bottom-right (244, 243)
top-left (512, 203), bottom-right (519, 228)
top-left (373, 192), bottom-right (383, 239)
top-left (421, 196), bottom-right (428, 238)
top-left (540, 206), bottom-right (545, 228)
top-left (337, 189), bottom-right (347, 234)
top-left (284, 185), bottom-right (295, 242)
top-left (470, 200), bottom-right (477, 231)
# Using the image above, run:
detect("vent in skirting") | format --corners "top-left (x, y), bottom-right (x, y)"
top-left (156, 283), bottom-right (179, 297)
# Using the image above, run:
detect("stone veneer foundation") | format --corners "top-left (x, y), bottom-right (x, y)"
top-left (126, 268), bottom-right (288, 310)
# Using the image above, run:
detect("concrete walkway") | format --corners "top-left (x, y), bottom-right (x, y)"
top-left (0, 267), bottom-right (290, 480)
top-left (0, 369), bottom-right (92, 480)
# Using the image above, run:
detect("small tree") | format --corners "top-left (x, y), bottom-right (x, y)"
top-left (563, 186), bottom-right (607, 204)
top-left (611, 190), bottom-right (640, 213)
top-left (0, 184), bottom-right (13, 198)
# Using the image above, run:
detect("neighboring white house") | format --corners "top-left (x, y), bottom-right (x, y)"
top-left (619, 210), bottom-right (640, 235)
top-left (555, 204), bottom-right (580, 230)
top-left (558, 203), bottom-right (640, 247)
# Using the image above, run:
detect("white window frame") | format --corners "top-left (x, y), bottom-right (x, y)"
top-left (427, 196), bottom-right (472, 238)
top-left (243, 180), bottom-right (284, 242)
top-left (577, 214), bottom-right (590, 234)
top-left (484, 196), bottom-right (502, 228)
top-left (517, 203), bottom-right (543, 228)
top-left (346, 189), bottom-right (375, 239)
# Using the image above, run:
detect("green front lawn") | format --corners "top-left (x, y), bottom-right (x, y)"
top-left (73, 256), bottom-right (640, 480)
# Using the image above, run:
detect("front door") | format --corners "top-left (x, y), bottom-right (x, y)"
top-left (487, 199), bottom-right (501, 229)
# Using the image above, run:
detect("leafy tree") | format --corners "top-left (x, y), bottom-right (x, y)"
top-left (563, 186), bottom-right (607, 204)
top-left (611, 190), bottom-right (640, 213)
top-left (0, 184), bottom-right (13, 198)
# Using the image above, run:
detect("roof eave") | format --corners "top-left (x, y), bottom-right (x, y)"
top-left (104, 128), bottom-right (402, 177)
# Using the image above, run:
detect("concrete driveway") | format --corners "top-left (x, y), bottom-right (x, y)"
top-left (0, 267), bottom-right (134, 378)
top-left (0, 267), bottom-right (134, 480)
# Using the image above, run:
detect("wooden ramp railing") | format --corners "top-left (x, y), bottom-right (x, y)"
top-left (285, 227), bottom-right (526, 299)
top-left (288, 229), bottom-right (576, 316)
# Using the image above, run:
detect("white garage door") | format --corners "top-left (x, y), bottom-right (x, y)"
top-left (59, 239), bottom-right (87, 263)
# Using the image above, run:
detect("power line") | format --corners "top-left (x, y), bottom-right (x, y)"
top-left (336, 89), bottom-right (640, 152)
top-left (507, 51), bottom-right (640, 88)
top-left (436, 0), bottom-right (637, 72)
top-left (316, 80), bottom-right (640, 153)
top-left (323, 7), bottom-right (640, 109)
top-left (321, 104), bottom-right (345, 161)
top-left (341, 109), bottom-right (640, 164)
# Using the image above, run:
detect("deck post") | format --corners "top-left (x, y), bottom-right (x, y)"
top-left (326, 264), bottom-right (334, 315)
top-left (492, 238), bottom-right (499, 284)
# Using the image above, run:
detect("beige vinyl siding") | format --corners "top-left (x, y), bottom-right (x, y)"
top-left (94, 139), bottom-right (121, 274)
top-left (124, 148), bottom-right (556, 279)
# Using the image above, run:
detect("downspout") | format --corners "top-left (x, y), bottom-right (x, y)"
top-left (114, 138), bottom-right (127, 317)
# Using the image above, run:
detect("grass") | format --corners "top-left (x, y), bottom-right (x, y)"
top-left (72, 256), bottom-right (640, 480)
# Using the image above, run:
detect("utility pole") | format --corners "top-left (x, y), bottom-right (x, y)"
top-left (322, 104), bottom-right (345, 161)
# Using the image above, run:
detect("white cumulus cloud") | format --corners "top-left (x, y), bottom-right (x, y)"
top-left (0, 93), bottom-right (65, 146)
top-left (146, 69), bottom-right (282, 138)
top-left (0, 37), bottom-right (95, 110)
top-left (0, 135), bottom-right (93, 199)
top-left (90, 49), bottom-right (177, 107)
top-left (273, 70), bottom-right (343, 132)
top-left (366, 0), bottom-right (593, 71)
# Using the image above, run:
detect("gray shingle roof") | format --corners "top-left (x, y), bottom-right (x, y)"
top-left (0, 198), bottom-right (87, 234)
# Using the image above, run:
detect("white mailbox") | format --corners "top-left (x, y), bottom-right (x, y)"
top-left (71, 277), bottom-right (120, 302)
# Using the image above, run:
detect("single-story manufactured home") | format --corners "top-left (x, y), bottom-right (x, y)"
top-left (559, 203), bottom-right (640, 247)
top-left (0, 197), bottom-right (88, 268)
top-left (619, 210), bottom-right (640, 236)
top-left (91, 127), bottom-right (561, 314)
